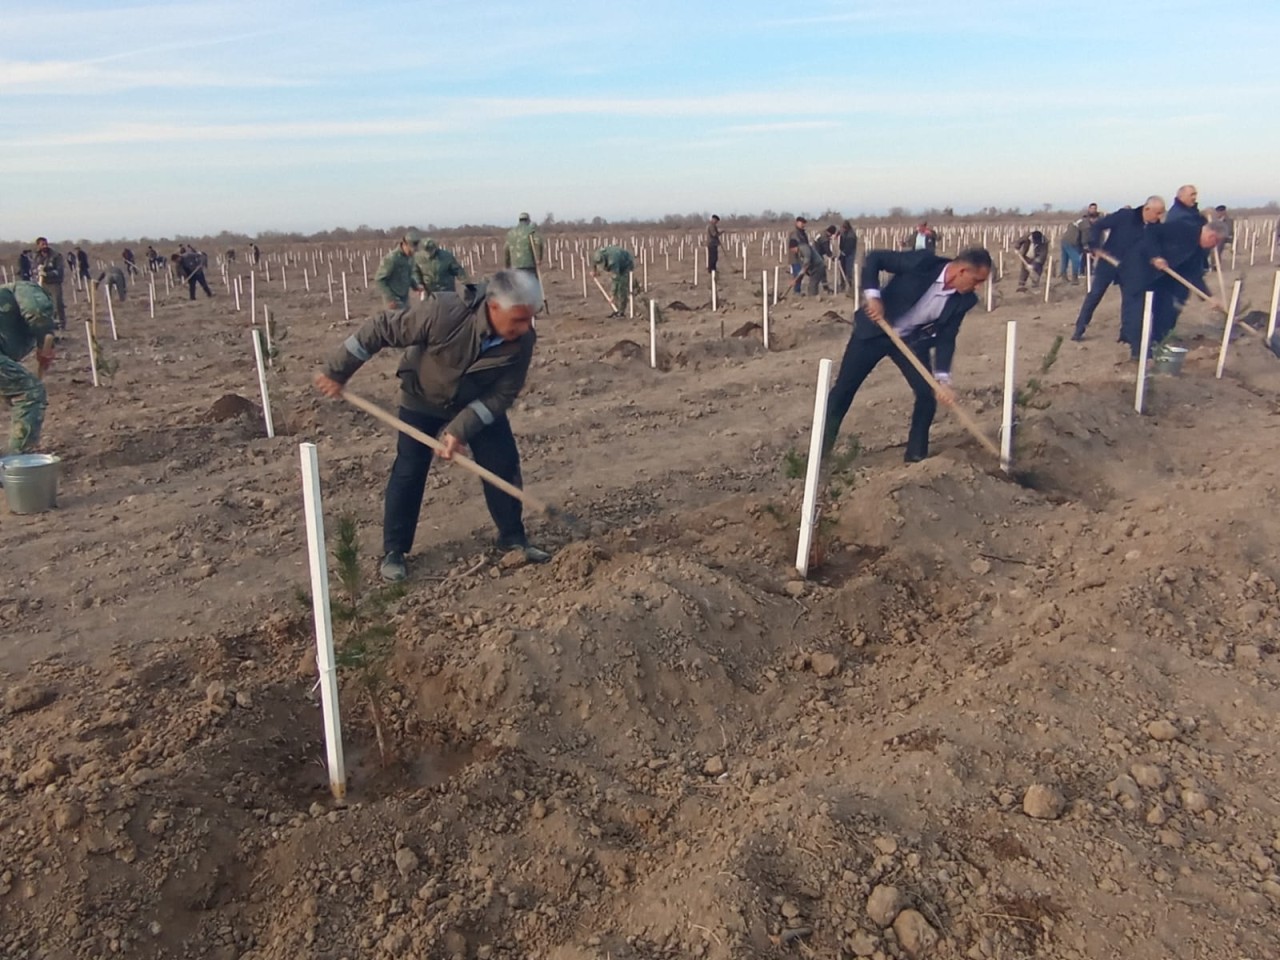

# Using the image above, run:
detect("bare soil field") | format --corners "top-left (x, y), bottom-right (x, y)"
top-left (2, 233), bottom-right (1279, 960)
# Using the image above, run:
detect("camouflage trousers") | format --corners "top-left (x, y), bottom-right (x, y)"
top-left (0, 354), bottom-right (47, 454)
top-left (612, 270), bottom-right (631, 314)
top-left (41, 282), bottom-right (66, 329)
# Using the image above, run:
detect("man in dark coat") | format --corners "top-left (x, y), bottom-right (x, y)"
top-left (824, 247), bottom-right (992, 463)
top-left (1073, 196), bottom-right (1165, 342)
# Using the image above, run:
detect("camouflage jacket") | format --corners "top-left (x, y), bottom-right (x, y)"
top-left (374, 248), bottom-right (419, 304)
top-left (414, 248), bottom-right (467, 293)
top-left (592, 246), bottom-right (634, 274)
top-left (0, 282), bottom-right (55, 361)
top-left (324, 283), bottom-right (534, 443)
top-left (503, 223), bottom-right (544, 269)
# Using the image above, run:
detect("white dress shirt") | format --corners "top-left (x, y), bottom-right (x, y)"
top-left (865, 266), bottom-right (957, 381)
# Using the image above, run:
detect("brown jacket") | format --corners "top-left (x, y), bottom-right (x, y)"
top-left (324, 283), bottom-right (535, 442)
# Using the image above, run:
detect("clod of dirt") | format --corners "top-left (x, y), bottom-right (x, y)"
top-left (730, 321), bottom-right (762, 338)
top-left (665, 300), bottom-right (692, 311)
top-left (207, 393), bottom-right (257, 422)
top-left (1023, 784), bottom-right (1066, 820)
top-left (1146, 719), bottom-right (1180, 742)
top-left (1130, 763), bottom-right (1166, 790)
top-left (810, 652), bottom-right (840, 678)
top-left (4, 683), bottom-right (56, 715)
top-left (867, 884), bottom-right (905, 927)
top-left (703, 756), bottom-right (726, 776)
top-left (892, 908), bottom-right (939, 958)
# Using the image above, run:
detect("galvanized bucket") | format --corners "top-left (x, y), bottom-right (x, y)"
top-left (1, 454), bottom-right (61, 514)
top-left (1153, 346), bottom-right (1188, 376)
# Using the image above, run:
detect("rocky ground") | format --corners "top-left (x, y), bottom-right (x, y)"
top-left (2, 234), bottom-right (1279, 959)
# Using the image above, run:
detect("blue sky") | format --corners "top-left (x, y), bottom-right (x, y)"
top-left (3, 0), bottom-right (1278, 241)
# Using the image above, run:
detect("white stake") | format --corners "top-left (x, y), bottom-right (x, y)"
top-left (711, 270), bottom-right (718, 312)
top-left (250, 272), bottom-right (256, 324)
top-left (1000, 321), bottom-right (1016, 473)
top-left (693, 249), bottom-right (698, 287)
top-left (628, 272), bottom-right (635, 319)
top-left (1135, 292), bottom-right (1153, 413)
top-left (305, 268), bottom-right (311, 292)
top-left (252, 328), bottom-right (275, 438)
top-left (234, 276), bottom-right (241, 312)
top-left (643, 251), bottom-right (649, 292)
top-left (581, 259), bottom-right (587, 301)
top-left (362, 254), bottom-right (369, 288)
top-left (761, 270), bottom-right (769, 334)
top-left (104, 282), bottom-right (118, 341)
top-left (795, 357), bottom-right (834, 578)
top-left (327, 271), bottom-right (334, 305)
top-left (649, 299), bottom-right (658, 369)
top-left (1043, 260), bottom-right (1052, 303)
top-left (298, 442), bottom-right (347, 801)
top-left (342, 272), bottom-right (350, 321)
top-left (148, 278), bottom-right (155, 318)
top-left (84, 322), bottom-right (100, 388)
top-left (282, 267), bottom-right (288, 292)
top-left (1086, 253), bottom-right (1093, 292)
top-left (1268, 270), bottom-right (1280, 341)
top-left (1216, 279), bottom-right (1242, 379)
top-left (263, 304), bottom-right (273, 366)
top-left (986, 273), bottom-right (993, 312)
top-left (772, 265), bottom-right (780, 305)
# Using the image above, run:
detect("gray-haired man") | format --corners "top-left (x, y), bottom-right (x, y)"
top-left (315, 270), bottom-right (548, 581)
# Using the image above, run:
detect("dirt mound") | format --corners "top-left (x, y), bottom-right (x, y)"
top-left (674, 337), bottom-right (764, 368)
top-left (665, 300), bottom-right (693, 311)
top-left (206, 393), bottom-right (257, 422)
top-left (730, 321), bottom-right (762, 338)
top-left (599, 339), bottom-right (672, 371)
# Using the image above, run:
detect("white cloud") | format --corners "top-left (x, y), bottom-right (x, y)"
top-left (0, 57), bottom-right (302, 94)
top-left (11, 118), bottom-right (453, 148)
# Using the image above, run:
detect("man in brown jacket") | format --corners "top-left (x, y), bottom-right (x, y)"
top-left (314, 269), bottom-right (548, 581)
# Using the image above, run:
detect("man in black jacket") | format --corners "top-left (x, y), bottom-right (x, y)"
top-left (824, 247), bottom-right (992, 463)
top-left (1073, 196), bottom-right (1165, 341)
top-left (314, 270), bottom-right (549, 582)
top-left (172, 250), bottom-right (213, 299)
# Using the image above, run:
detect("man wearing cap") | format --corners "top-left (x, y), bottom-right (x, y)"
top-left (504, 213), bottom-right (544, 275)
top-left (706, 215), bottom-right (721, 274)
top-left (375, 230), bottom-right (424, 309)
top-left (0, 281), bottom-right (56, 454)
top-left (414, 239), bottom-right (468, 294)
top-left (592, 245), bottom-right (634, 318)
top-left (788, 217), bottom-right (812, 294)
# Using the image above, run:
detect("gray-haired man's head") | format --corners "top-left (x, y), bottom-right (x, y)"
top-left (485, 269), bottom-right (542, 341)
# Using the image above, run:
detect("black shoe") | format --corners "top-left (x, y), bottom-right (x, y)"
top-left (497, 536), bottom-right (551, 563)
top-left (904, 450), bottom-right (927, 464)
top-left (380, 551), bottom-right (407, 582)
top-left (1070, 331), bottom-right (1085, 342)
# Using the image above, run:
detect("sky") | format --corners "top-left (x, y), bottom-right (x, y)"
top-left (3, 0), bottom-right (1279, 242)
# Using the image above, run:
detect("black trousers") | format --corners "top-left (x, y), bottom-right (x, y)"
top-left (187, 269), bottom-right (213, 298)
top-left (383, 406), bottom-right (526, 555)
top-left (1074, 257), bottom-right (1118, 333)
top-left (1118, 283), bottom-right (1152, 355)
top-left (825, 333), bottom-right (937, 459)
top-left (707, 244), bottom-right (719, 273)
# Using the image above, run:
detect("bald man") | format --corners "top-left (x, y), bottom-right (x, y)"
top-left (1074, 196), bottom-right (1165, 342)
top-left (1157, 183), bottom-right (1211, 334)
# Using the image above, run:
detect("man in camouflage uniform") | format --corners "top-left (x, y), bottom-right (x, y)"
top-left (788, 217), bottom-right (812, 294)
top-left (33, 237), bottom-right (67, 330)
top-left (503, 213), bottom-right (544, 275)
top-left (414, 239), bottom-right (468, 294)
top-left (0, 282), bottom-right (56, 454)
top-left (706, 215), bottom-right (721, 274)
top-left (592, 245), bottom-right (634, 318)
top-left (374, 229), bottom-right (423, 309)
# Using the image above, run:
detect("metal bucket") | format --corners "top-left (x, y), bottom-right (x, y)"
top-left (1, 454), bottom-right (61, 514)
top-left (1153, 346), bottom-right (1188, 376)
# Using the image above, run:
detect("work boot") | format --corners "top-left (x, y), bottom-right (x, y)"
top-left (380, 551), bottom-right (407, 582)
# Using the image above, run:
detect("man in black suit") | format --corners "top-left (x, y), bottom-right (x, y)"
top-left (1074, 196), bottom-right (1165, 342)
top-left (824, 247), bottom-right (992, 463)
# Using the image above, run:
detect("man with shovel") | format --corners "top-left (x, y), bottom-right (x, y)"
top-left (592, 245), bottom-right (634, 318)
top-left (313, 269), bottom-right (549, 582)
top-left (374, 229), bottom-right (423, 309)
top-left (0, 282), bottom-right (56, 455)
top-left (824, 247), bottom-right (992, 463)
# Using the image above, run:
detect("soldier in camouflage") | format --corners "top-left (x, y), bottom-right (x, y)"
top-left (0, 282), bottom-right (56, 454)
top-left (414, 239), bottom-right (468, 294)
top-left (374, 229), bottom-right (423, 309)
top-left (591, 245), bottom-right (634, 317)
top-left (32, 237), bottom-right (67, 330)
top-left (503, 213), bottom-right (544, 274)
